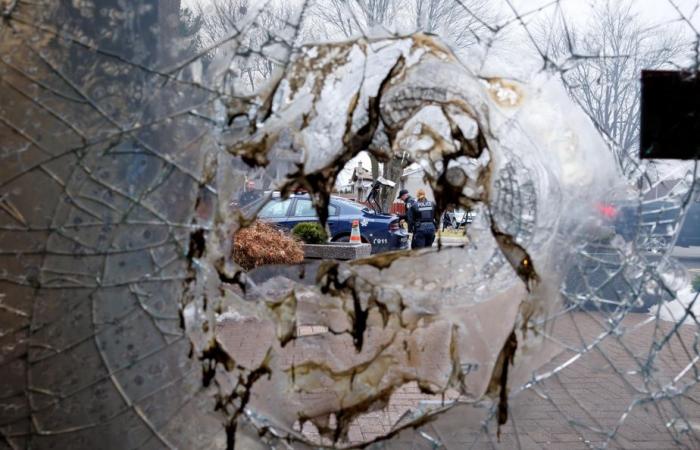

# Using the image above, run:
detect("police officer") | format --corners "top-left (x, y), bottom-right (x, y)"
top-left (409, 189), bottom-right (437, 248)
top-left (238, 180), bottom-right (262, 207)
top-left (397, 189), bottom-right (416, 226)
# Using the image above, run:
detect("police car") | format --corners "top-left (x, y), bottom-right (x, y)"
top-left (246, 193), bottom-right (409, 253)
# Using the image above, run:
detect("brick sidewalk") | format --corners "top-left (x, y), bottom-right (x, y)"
top-left (217, 311), bottom-right (700, 449)
top-left (484, 311), bottom-right (700, 450)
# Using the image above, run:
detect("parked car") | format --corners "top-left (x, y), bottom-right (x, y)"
top-left (441, 208), bottom-right (475, 230)
top-left (245, 194), bottom-right (409, 253)
top-left (564, 193), bottom-right (700, 313)
top-left (595, 194), bottom-right (700, 250)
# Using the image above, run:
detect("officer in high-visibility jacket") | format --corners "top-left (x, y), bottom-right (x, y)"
top-left (408, 189), bottom-right (437, 248)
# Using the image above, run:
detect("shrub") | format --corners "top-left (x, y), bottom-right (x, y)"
top-left (233, 222), bottom-right (304, 271)
top-left (291, 222), bottom-right (328, 244)
top-left (693, 275), bottom-right (700, 293)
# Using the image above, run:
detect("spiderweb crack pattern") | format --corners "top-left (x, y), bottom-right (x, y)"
top-left (0, 1), bottom-right (699, 450)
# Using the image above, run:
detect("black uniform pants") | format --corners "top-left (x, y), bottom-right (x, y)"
top-left (412, 222), bottom-right (435, 248)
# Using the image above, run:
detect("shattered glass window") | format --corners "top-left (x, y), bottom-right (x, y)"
top-left (1, 0), bottom-right (699, 449)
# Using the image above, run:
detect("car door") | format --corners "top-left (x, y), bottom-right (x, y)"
top-left (326, 202), bottom-right (340, 235)
top-left (257, 198), bottom-right (293, 230)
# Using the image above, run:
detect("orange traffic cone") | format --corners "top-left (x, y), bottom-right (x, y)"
top-left (350, 219), bottom-right (362, 244)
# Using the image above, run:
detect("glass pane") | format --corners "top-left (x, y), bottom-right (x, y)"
top-left (259, 199), bottom-right (291, 218)
top-left (292, 199), bottom-right (317, 217)
top-left (1, 1), bottom-right (699, 449)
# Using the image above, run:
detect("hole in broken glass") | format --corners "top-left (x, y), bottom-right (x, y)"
top-left (200, 33), bottom-right (634, 448)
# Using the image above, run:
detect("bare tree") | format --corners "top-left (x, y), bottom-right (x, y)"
top-left (194, 0), bottom-right (300, 93)
top-left (314, 0), bottom-right (495, 46)
top-left (413, 0), bottom-right (494, 49)
top-left (538, 1), bottom-right (687, 175)
top-left (196, 0), bottom-right (249, 46)
top-left (313, 0), bottom-right (402, 39)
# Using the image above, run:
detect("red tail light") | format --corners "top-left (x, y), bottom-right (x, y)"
top-left (388, 221), bottom-right (399, 231)
top-left (596, 203), bottom-right (618, 219)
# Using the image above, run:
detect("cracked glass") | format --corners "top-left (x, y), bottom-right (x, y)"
top-left (1, 1), bottom-right (699, 449)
